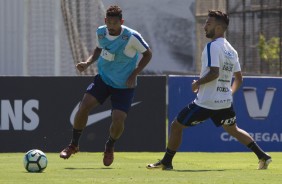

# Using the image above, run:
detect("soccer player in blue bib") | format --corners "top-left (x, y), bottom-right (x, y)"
top-left (147, 10), bottom-right (271, 170)
top-left (60, 5), bottom-right (152, 167)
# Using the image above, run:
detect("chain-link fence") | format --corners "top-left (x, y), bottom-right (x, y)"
top-left (196, 0), bottom-right (282, 76)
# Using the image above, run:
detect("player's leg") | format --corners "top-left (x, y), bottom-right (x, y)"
top-left (223, 124), bottom-right (272, 169)
top-left (73, 93), bottom-right (99, 129)
top-left (147, 102), bottom-right (211, 170)
top-left (167, 120), bottom-right (186, 152)
top-left (222, 123), bottom-right (253, 146)
top-left (109, 109), bottom-right (127, 140)
top-left (214, 105), bottom-right (271, 169)
top-left (103, 87), bottom-right (135, 166)
top-left (60, 93), bottom-right (99, 159)
top-left (60, 75), bottom-right (110, 159)
top-left (103, 109), bottom-right (127, 166)
top-left (149, 120), bottom-right (186, 170)
top-left (72, 93), bottom-right (100, 142)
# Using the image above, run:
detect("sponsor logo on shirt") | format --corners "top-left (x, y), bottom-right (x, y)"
top-left (222, 62), bottom-right (234, 72)
top-left (224, 50), bottom-right (235, 58)
top-left (217, 86), bottom-right (229, 92)
top-left (122, 35), bottom-right (129, 40)
top-left (218, 79), bottom-right (231, 83)
top-left (214, 99), bottom-right (232, 104)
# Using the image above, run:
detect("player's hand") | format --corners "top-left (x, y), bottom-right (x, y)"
top-left (126, 73), bottom-right (137, 88)
top-left (192, 80), bottom-right (199, 93)
top-left (76, 62), bottom-right (89, 72)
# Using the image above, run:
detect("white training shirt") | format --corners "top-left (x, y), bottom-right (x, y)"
top-left (96, 25), bottom-right (148, 57)
top-left (194, 37), bottom-right (241, 110)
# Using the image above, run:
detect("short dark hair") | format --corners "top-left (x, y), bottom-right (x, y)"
top-left (106, 5), bottom-right (122, 19)
top-left (208, 10), bottom-right (229, 30)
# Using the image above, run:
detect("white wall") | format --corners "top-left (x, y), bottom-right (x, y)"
top-left (0, 0), bottom-right (24, 75)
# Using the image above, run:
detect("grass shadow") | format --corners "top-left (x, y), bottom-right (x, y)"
top-left (22, 171), bottom-right (46, 174)
top-left (64, 167), bottom-right (114, 170)
top-left (174, 169), bottom-right (240, 172)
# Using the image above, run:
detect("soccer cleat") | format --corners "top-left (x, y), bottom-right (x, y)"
top-left (146, 160), bottom-right (173, 170)
top-left (258, 154), bottom-right (272, 170)
top-left (103, 145), bottom-right (114, 166)
top-left (59, 144), bottom-right (79, 159)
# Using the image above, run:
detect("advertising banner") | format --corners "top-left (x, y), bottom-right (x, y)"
top-left (168, 76), bottom-right (282, 152)
top-left (0, 76), bottom-right (166, 152)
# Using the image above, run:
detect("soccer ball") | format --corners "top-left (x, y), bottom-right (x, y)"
top-left (23, 149), bottom-right (48, 172)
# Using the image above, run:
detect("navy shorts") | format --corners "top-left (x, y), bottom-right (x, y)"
top-left (176, 102), bottom-right (236, 127)
top-left (86, 75), bottom-right (135, 113)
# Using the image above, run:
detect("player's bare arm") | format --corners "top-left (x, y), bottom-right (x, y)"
top-left (231, 71), bottom-right (243, 95)
top-left (76, 47), bottom-right (102, 72)
top-left (192, 67), bottom-right (219, 92)
top-left (126, 48), bottom-right (152, 88)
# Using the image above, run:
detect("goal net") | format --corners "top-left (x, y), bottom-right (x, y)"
top-left (61, 0), bottom-right (105, 75)
top-left (20, 0), bottom-right (105, 76)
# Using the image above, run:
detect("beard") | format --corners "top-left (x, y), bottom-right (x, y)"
top-left (108, 29), bottom-right (116, 35)
top-left (205, 29), bottom-right (215, 38)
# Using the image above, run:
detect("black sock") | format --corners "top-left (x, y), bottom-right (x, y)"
top-left (71, 128), bottom-right (83, 146)
top-left (247, 141), bottom-right (267, 159)
top-left (161, 148), bottom-right (176, 165)
top-left (106, 136), bottom-right (116, 148)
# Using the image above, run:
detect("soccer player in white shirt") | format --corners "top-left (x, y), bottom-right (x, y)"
top-left (147, 10), bottom-right (271, 170)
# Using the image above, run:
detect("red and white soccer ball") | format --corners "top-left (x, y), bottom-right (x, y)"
top-left (23, 149), bottom-right (48, 172)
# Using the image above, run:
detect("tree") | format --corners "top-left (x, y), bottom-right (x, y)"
top-left (258, 34), bottom-right (280, 74)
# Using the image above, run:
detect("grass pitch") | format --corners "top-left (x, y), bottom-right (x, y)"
top-left (0, 152), bottom-right (281, 184)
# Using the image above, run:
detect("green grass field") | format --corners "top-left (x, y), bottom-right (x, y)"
top-left (0, 152), bottom-right (281, 184)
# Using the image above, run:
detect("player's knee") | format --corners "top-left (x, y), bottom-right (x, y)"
top-left (79, 94), bottom-right (99, 113)
top-left (223, 123), bottom-right (238, 135)
top-left (112, 116), bottom-right (125, 125)
top-left (171, 120), bottom-right (185, 132)
top-left (78, 102), bottom-right (93, 113)
top-left (112, 111), bottom-right (126, 124)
